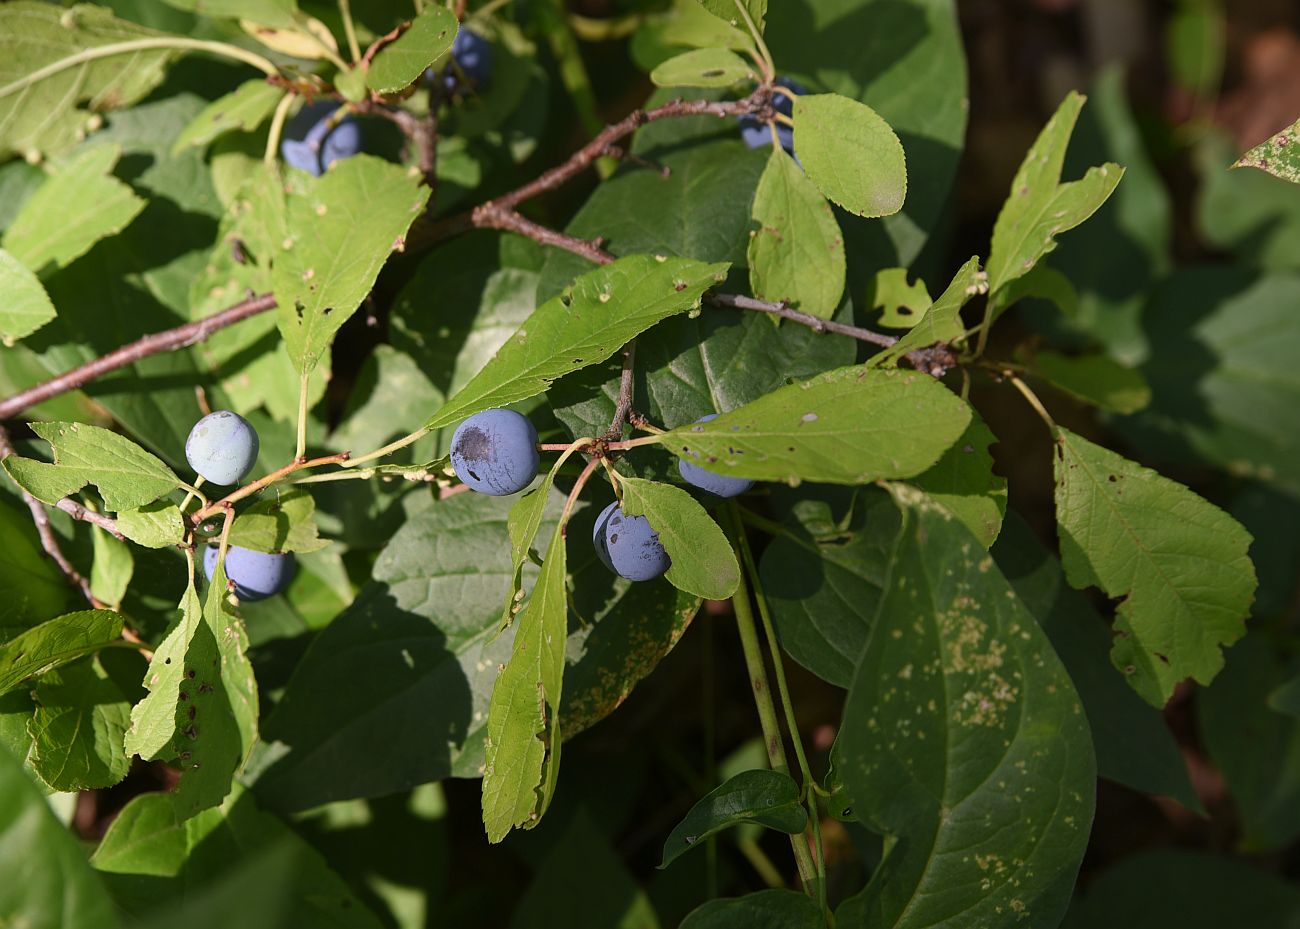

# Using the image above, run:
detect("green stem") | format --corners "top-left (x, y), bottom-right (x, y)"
top-left (733, 0), bottom-right (774, 81)
top-left (0, 38), bottom-right (277, 100)
top-left (342, 425), bottom-right (432, 468)
top-left (338, 0), bottom-right (363, 63)
top-left (295, 372), bottom-right (310, 460)
top-left (264, 92), bottom-right (295, 165)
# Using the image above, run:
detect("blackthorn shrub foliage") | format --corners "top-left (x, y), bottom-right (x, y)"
top-left (0, 0), bottom-right (1297, 926)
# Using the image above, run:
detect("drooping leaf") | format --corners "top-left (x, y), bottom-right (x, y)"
top-left (747, 148), bottom-right (845, 320)
top-left (171, 79), bottom-right (283, 153)
top-left (905, 414), bottom-right (1007, 547)
top-left (116, 500), bottom-right (186, 549)
top-left (1031, 350), bottom-right (1150, 414)
top-left (1234, 116), bottom-right (1300, 185)
top-left (2, 421), bottom-right (180, 512)
top-left (1053, 427), bottom-right (1256, 705)
top-left (0, 610), bottom-right (124, 696)
top-left (481, 527), bottom-right (567, 843)
top-left (681, 890), bottom-right (823, 929)
top-left (793, 93), bottom-right (907, 218)
top-left (0, 248), bottom-right (56, 344)
top-left (660, 769), bottom-right (806, 867)
top-left (90, 527), bottom-right (134, 607)
top-left (2, 144), bottom-right (145, 274)
top-left (835, 487), bottom-right (1094, 929)
top-left (616, 476), bottom-right (740, 600)
top-left (986, 92), bottom-right (1123, 294)
top-left (866, 256), bottom-right (984, 367)
top-left (663, 366), bottom-right (971, 485)
top-left (366, 6), bottom-right (459, 94)
top-left (425, 255), bottom-right (729, 431)
top-left (228, 487), bottom-right (328, 554)
top-left (651, 48), bottom-right (754, 88)
top-left (274, 155), bottom-right (430, 375)
top-left (28, 656), bottom-right (133, 791)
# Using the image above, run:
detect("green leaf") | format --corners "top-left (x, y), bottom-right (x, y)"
top-left (426, 254), bottom-right (729, 431)
top-left (171, 79), bottom-right (283, 153)
top-left (660, 769), bottom-right (806, 867)
top-left (28, 657), bottom-right (132, 791)
top-left (116, 500), bottom-right (185, 549)
top-left (2, 421), bottom-right (180, 512)
top-left (1053, 427), bottom-right (1256, 705)
top-left (681, 890), bottom-right (822, 929)
top-left (1234, 116), bottom-right (1300, 184)
top-left (0, 2), bottom-right (172, 160)
top-left (747, 149), bottom-right (845, 320)
top-left (502, 468), bottom-right (563, 630)
top-left (274, 155), bottom-right (430, 375)
top-left (663, 366), bottom-right (971, 485)
top-left (986, 261), bottom-right (1078, 327)
top-left (366, 6), bottom-right (459, 94)
top-left (0, 610), bottom-right (123, 696)
top-left (2, 144), bottom-right (146, 274)
top-left (793, 93), bottom-right (906, 218)
top-left (482, 527), bottom-right (567, 843)
top-left (0, 248), bottom-right (56, 344)
top-left (696, 0), bottom-right (767, 33)
top-left (905, 414), bottom-right (1007, 547)
top-left (228, 487), bottom-right (328, 554)
top-left (653, 0), bottom-right (755, 54)
top-left (835, 486), bottom-right (1094, 929)
top-left (651, 48), bottom-right (754, 88)
top-left (866, 256), bottom-right (984, 367)
top-left (0, 741), bottom-right (118, 929)
top-left (986, 91), bottom-right (1124, 294)
top-left (616, 476), bottom-right (739, 600)
top-left (0, 502), bottom-right (74, 631)
top-left (91, 528), bottom-right (133, 607)
top-left (868, 266), bottom-right (931, 330)
top-left (1032, 351), bottom-right (1150, 414)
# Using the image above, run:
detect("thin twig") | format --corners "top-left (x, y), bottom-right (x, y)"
top-left (55, 499), bottom-right (125, 540)
top-left (472, 205), bottom-right (614, 264)
top-left (605, 340), bottom-right (637, 440)
top-left (191, 452), bottom-right (351, 524)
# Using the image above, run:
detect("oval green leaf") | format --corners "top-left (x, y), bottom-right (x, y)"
top-left (660, 769), bottom-right (806, 868)
top-left (651, 48), bottom-right (754, 88)
top-left (792, 93), bottom-right (907, 218)
top-left (617, 476), bottom-right (740, 601)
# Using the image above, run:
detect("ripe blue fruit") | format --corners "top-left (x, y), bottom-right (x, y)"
top-left (444, 29), bottom-right (493, 90)
top-left (677, 414), bottom-right (754, 498)
top-left (281, 101), bottom-right (363, 176)
top-left (592, 501), bottom-right (670, 582)
top-left (204, 544), bottom-right (296, 602)
top-left (450, 408), bottom-right (540, 496)
top-left (739, 77), bottom-right (804, 154)
top-left (186, 411), bottom-right (259, 486)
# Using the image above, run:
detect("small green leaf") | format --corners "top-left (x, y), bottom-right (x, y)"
top-left (171, 80), bottom-right (283, 154)
top-left (274, 155), bottom-right (431, 376)
top-left (663, 366), bottom-right (971, 485)
top-left (747, 149), bottom-right (845, 320)
top-left (116, 500), bottom-right (185, 549)
top-left (986, 92), bottom-right (1124, 294)
top-left (867, 256), bottom-right (984, 367)
top-left (0, 248), bottom-right (56, 344)
top-left (656, 2), bottom-right (755, 54)
top-left (986, 261), bottom-right (1077, 326)
top-left (0, 611), bottom-right (124, 696)
top-left (2, 144), bottom-right (145, 274)
top-left (1234, 116), bottom-right (1300, 185)
top-left (158, 0), bottom-right (298, 28)
top-left (333, 66), bottom-right (369, 104)
top-left (695, 0), bottom-right (767, 33)
top-left (616, 476), bottom-right (739, 600)
top-left (2, 421), bottom-right (180, 512)
top-left (1054, 427), bottom-right (1256, 705)
top-left (793, 93), bottom-right (907, 218)
top-left (868, 266), bottom-right (932, 330)
top-left (90, 529), bottom-right (133, 608)
top-left (366, 7), bottom-right (459, 94)
top-left (229, 487), bottom-right (328, 554)
top-left (681, 890), bottom-right (823, 929)
top-left (502, 467), bottom-right (562, 629)
top-left (651, 48), bottom-right (754, 88)
top-left (425, 254), bottom-right (729, 431)
top-left (1032, 351), bottom-right (1151, 414)
top-left (905, 415), bottom-right (1007, 547)
top-left (28, 657), bottom-right (132, 791)
top-left (660, 769), bottom-right (806, 867)
top-left (482, 528), bottom-right (567, 843)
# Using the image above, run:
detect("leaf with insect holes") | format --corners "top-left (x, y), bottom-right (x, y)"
top-left (3, 422), bottom-right (179, 512)
top-left (229, 487), bottom-right (329, 554)
top-left (651, 48), bottom-right (754, 88)
top-left (870, 267), bottom-right (932, 330)
top-left (986, 92), bottom-right (1123, 294)
top-left (1234, 116), bottom-right (1300, 185)
top-left (1053, 427), bottom-right (1256, 706)
top-left (2, 144), bottom-right (145, 274)
top-left (482, 527), bottom-right (567, 843)
top-left (793, 93), bottom-right (907, 218)
top-left (172, 79), bottom-right (284, 153)
top-left (366, 6), bottom-right (459, 94)
top-left (616, 476), bottom-right (739, 600)
top-left (0, 611), bottom-right (123, 696)
top-left (660, 769), bottom-right (806, 867)
top-left (274, 155), bottom-right (430, 376)
top-left (425, 255), bottom-right (729, 431)
top-left (662, 366), bottom-right (971, 485)
top-left (747, 148), bottom-right (845, 320)
top-left (868, 256), bottom-right (984, 367)
top-left (0, 2), bottom-right (174, 160)
top-left (501, 463), bottom-right (564, 630)
top-left (0, 248), bottom-right (56, 344)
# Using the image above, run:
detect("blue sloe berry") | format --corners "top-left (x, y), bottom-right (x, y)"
top-left (450, 408), bottom-right (539, 496)
top-left (204, 544), bottom-right (296, 602)
top-left (740, 77), bottom-right (804, 154)
top-left (677, 414), bottom-right (754, 498)
top-left (186, 411), bottom-right (259, 486)
top-left (592, 501), bottom-right (670, 582)
top-left (281, 101), bottom-right (363, 176)
top-left (443, 29), bottom-right (493, 91)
